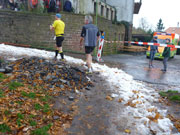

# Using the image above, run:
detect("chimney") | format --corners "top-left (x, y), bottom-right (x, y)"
top-left (178, 22), bottom-right (179, 27)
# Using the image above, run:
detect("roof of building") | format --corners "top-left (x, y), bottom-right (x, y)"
top-left (134, 1), bottom-right (142, 14)
top-left (165, 27), bottom-right (180, 35)
top-left (100, 0), bottom-right (116, 9)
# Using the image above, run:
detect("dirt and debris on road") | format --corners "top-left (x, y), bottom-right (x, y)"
top-left (0, 57), bottom-right (92, 134)
top-left (0, 56), bottom-right (125, 135)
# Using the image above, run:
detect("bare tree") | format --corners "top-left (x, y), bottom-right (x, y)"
top-left (138, 17), bottom-right (150, 32)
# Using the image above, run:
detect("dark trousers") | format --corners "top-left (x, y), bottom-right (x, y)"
top-left (163, 57), bottom-right (169, 70)
top-left (150, 50), bottom-right (156, 61)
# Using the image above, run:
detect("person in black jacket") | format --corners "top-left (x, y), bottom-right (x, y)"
top-left (149, 36), bottom-right (158, 68)
top-left (161, 38), bottom-right (171, 72)
top-left (63, 0), bottom-right (72, 12)
top-left (0, 0), bottom-right (8, 9)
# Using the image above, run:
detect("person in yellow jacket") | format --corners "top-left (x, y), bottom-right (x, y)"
top-left (50, 13), bottom-right (65, 61)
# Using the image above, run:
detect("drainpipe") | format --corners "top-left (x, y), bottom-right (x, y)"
top-left (95, 0), bottom-right (98, 26)
top-left (93, 0), bottom-right (99, 56)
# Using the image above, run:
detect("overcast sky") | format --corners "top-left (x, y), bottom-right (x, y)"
top-left (133, 0), bottom-right (180, 30)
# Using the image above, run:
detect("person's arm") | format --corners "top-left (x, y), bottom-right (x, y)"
top-left (80, 37), bottom-right (84, 46)
top-left (97, 30), bottom-right (100, 41)
top-left (50, 21), bottom-right (55, 31)
top-left (164, 47), bottom-right (170, 56)
top-left (50, 25), bottom-right (54, 31)
top-left (168, 47), bottom-right (171, 54)
top-left (97, 36), bottom-right (100, 42)
top-left (80, 26), bottom-right (86, 47)
top-left (163, 47), bottom-right (168, 55)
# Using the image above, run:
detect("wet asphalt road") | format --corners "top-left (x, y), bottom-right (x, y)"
top-left (102, 54), bottom-right (180, 86)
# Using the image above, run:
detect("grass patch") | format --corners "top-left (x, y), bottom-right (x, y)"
top-left (159, 90), bottom-right (180, 103)
top-left (0, 59), bottom-right (4, 63)
top-left (40, 95), bottom-right (52, 102)
top-left (31, 124), bottom-right (52, 135)
top-left (0, 73), bottom-right (6, 82)
top-left (31, 45), bottom-right (54, 52)
top-left (29, 120), bottom-right (37, 126)
top-left (28, 85), bottom-right (32, 89)
top-left (34, 103), bottom-right (42, 110)
top-left (4, 110), bottom-right (11, 116)
top-left (0, 73), bottom-right (5, 79)
top-left (42, 104), bottom-right (50, 113)
top-left (16, 113), bottom-right (24, 127)
top-left (21, 91), bottom-right (36, 99)
top-left (29, 114), bottom-right (36, 119)
top-left (167, 90), bottom-right (178, 94)
top-left (17, 113), bottom-right (24, 119)
top-left (0, 90), bottom-right (4, 98)
top-left (169, 95), bottom-right (180, 102)
top-left (0, 123), bottom-right (11, 133)
top-left (159, 91), bottom-right (168, 97)
top-left (17, 118), bottom-right (21, 127)
top-left (34, 103), bottom-right (50, 113)
top-left (8, 81), bottom-right (24, 90)
top-left (16, 101), bottom-right (23, 105)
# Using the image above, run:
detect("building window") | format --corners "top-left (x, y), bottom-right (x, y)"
top-left (119, 34), bottom-right (121, 41)
top-left (106, 8), bottom-right (109, 19)
top-left (94, 2), bottom-right (96, 14)
top-left (111, 10), bottom-right (114, 20)
top-left (101, 5), bottom-right (104, 16)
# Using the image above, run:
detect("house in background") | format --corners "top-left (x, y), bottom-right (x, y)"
top-left (165, 26), bottom-right (180, 40)
top-left (105, 0), bottom-right (142, 41)
top-left (106, 0), bottom-right (136, 23)
top-left (69, 0), bottom-right (116, 21)
top-left (69, 0), bottom-right (142, 23)
top-left (69, 0), bottom-right (142, 41)
top-left (165, 24), bottom-right (180, 54)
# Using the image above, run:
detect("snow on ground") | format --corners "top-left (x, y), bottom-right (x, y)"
top-left (0, 44), bottom-right (179, 135)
